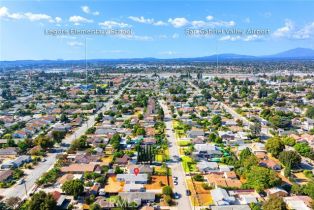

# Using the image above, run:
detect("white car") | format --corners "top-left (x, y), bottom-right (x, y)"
top-left (17, 178), bottom-right (24, 185)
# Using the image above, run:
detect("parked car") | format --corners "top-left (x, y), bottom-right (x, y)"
top-left (173, 192), bottom-right (180, 199)
top-left (186, 190), bottom-right (191, 196)
top-left (17, 178), bottom-right (24, 185)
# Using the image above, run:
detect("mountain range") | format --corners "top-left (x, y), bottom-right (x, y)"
top-left (1, 48), bottom-right (314, 68)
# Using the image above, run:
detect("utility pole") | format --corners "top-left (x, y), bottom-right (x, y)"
top-left (24, 182), bottom-right (28, 196)
top-left (85, 38), bottom-right (88, 90)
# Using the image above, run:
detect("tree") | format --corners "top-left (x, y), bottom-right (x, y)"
top-left (27, 191), bottom-right (57, 210)
top-left (51, 130), bottom-right (66, 143)
top-left (303, 181), bottom-right (314, 199)
top-left (265, 136), bottom-right (285, 157)
top-left (245, 166), bottom-right (281, 192)
top-left (110, 133), bottom-right (121, 150)
top-left (89, 203), bottom-right (101, 210)
top-left (34, 134), bottom-right (54, 149)
top-left (282, 136), bottom-right (296, 146)
top-left (162, 186), bottom-right (173, 196)
top-left (211, 115), bottom-right (222, 127)
top-left (60, 113), bottom-right (69, 123)
top-left (250, 121), bottom-right (261, 137)
top-left (279, 151), bottom-right (301, 168)
top-left (239, 148), bottom-right (253, 162)
top-left (305, 106), bottom-right (314, 119)
top-left (61, 179), bottom-right (84, 198)
top-left (262, 195), bottom-right (287, 210)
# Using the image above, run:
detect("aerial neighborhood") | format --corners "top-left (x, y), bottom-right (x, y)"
top-left (0, 71), bottom-right (313, 210)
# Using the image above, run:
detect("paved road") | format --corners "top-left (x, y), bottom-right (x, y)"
top-left (159, 99), bottom-right (192, 210)
top-left (0, 86), bottom-right (127, 200)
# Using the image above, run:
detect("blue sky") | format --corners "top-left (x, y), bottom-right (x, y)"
top-left (1, 0), bottom-right (314, 60)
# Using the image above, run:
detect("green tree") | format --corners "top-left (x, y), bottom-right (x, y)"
top-left (162, 186), bottom-right (173, 196)
top-left (211, 115), bottom-right (222, 127)
top-left (51, 130), bottom-right (66, 143)
top-left (89, 203), bottom-right (101, 210)
top-left (250, 120), bottom-right (261, 137)
top-left (279, 151), bottom-right (301, 168)
top-left (305, 106), bottom-right (314, 119)
top-left (282, 136), bottom-right (296, 146)
top-left (245, 166), bottom-right (281, 192)
top-left (61, 179), bottom-right (84, 198)
top-left (27, 191), bottom-right (56, 210)
top-left (60, 113), bottom-right (69, 123)
top-left (303, 181), bottom-right (314, 199)
top-left (262, 195), bottom-right (287, 210)
top-left (34, 134), bottom-right (54, 149)
top-left (265, 136), bottom-right (285, 157)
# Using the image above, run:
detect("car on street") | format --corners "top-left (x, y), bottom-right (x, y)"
top-left (186, 190), bottom-right (191, 196)
top-left (173, 192), bottom-right (180, 199)
top-left (17, 178), bottom-right (24, 185)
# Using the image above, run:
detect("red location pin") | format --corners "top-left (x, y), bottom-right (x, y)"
top-left (134, 168), bottom-right (140, 176)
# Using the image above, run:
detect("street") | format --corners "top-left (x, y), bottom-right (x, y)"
top-left (159, 99), bottom-right (192, 210)
top-left (0, 86), bottom-right (127, 200)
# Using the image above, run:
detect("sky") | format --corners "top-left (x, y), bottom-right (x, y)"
top-left (0, 0), bottom-right (314, 60)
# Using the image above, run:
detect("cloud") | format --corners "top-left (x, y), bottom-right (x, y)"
top-left (168, 17), bottom-right (189, 28)
top-left (69, 16), bottom-right (93, 25)
top-left (24, 12), bottom-right (53, 22)
top-left (172, 33), bottom-right (179, 39)
top-left (117, 34), bottom-right (153, 41)
top-left (67, 41), bottom-right (84, 47)
top-left (0, 6), bottom-right (23, 19)
top-left (191, 20), bottom-right (208, 27)
top-left (55, 17), bottom-right (62, 23)
top-left (243, 35), bottom-right (263, 42)
top-left (99, 20), bottom-right (131, 28)
top-left (293, 22), bottom-right (314, 39)
top-left (0, 6), bottom-right (54, 22)
top-left (206, 16), bottom-right (214, 21)
top-left (81, 5), bottom-right (100, 16)
top-left (273, 19), bottom-right (294, 38)
top-left (168, 16), bottom-right (235, 28)
top-left (81, 6), bottom-right (90, 14)
top-left (128, 16), bottom-right (167, 26)
top-left (272, 20), bottom-right (314, 40)
top-left (219, 35), bottom-right (241, 41)
top-left (0, 6), bottom-right (62, 24)
top-left (159, 51), bottom-right (177, 55)
top-left (244, 17), bottom-right (251, 23)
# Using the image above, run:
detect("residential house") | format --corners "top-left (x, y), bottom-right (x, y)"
top-left (118, 192), bottom-right (155, 206)
top-left (1, 155), bottom-right (31, 169)
top-left (265, 187), bottom-right (288, 197)
top-left (187, 129), bottom-right (205, 138)
top-left (60, 163), bottom-right (98, 174)
top-left (283, 196), bottom-right (312, 210)
top-left (211, 188), bottom-right (236, 206)
top-left (0, 170), bottom-right (13, 182)
top-left (197, 161), bottom-right (219, 173)
top-left (116, 174), bottom-right (148, 184)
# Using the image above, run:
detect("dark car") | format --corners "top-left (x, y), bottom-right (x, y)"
top-left (186, 190), bottom-right (191, 196)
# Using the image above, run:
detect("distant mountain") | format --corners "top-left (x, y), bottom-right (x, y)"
top-left (265, 48), bottom-right (314, 59)
top-left (1, 48), bottom-right (314, 69)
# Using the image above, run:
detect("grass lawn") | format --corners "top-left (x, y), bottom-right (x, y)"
top-left (182, 156), bottom-right (197, 173)
top-left (155, 149), bottom-right (169, 162)
top-left (178, 140), bottom-right (191, 146)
